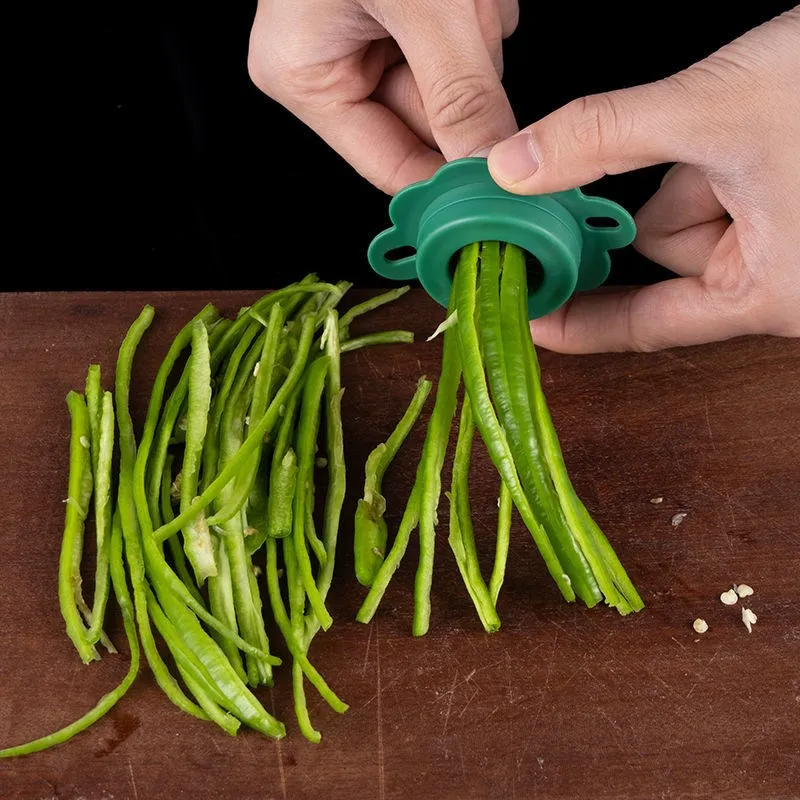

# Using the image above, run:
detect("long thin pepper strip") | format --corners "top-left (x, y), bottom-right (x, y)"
top-left (180, 320), bottom-right (216, 583)
top-left (59, 391), bottom-right (98, 664)
top-left (338, 285), bottom-right (410, 338)
top-left (291, 355), bottom-right (333, 631)
top-left (489, 479), bottom-right (512, 607)
top-left (85, 390), bottom-right (116, 647)
top-left (152, 314), bottom-right (317, 544)
top-left (0, 513), bottom-right (141, 758)
top-left (82, 365), bottom-right (115, 651)
top-left (354, 375), bottom-right (432, 587)
top-left (133, 303), bottom-right (219, 536)
top-left (207, 301), bottom-right (285, 528)
top-left (488, 242), bottom-right (600, 606)
top-left (447, 398), bottom-right (500, 632)
top-left (452, 245), bottom-right (575, 603)
top-left (505, 248), bottom-right (644, 614)
top-left (264, 539), bottom-right (348, 715)
top-left (412, 294), bottom-right (462, 637)
top-left (114, 305), bottom-right (209, 721)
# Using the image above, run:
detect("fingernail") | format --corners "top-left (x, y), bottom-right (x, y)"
top-left (489, 132), bottom-right (540, 186)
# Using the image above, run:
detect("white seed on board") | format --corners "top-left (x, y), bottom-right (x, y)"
top-left (650, 496), bottom-right (664, 505)
top-left (742, 607), bottom-right (758, 633)
top-left (736, 583), bottom-right (754, 598)
top-left (693, 618), bottom-right (709, 634)
top-left (671, 512), bottom-right (688, 527)
top-left (720, 589), bottom-right (739, 606)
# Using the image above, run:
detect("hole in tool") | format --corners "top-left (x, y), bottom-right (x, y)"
top-left (384, 245), bottom-right (416, 262)
top-left (522, 249), bottom-right (544, 294)
top-left (585, 216), bottom-right (620, 229)
top-left (448, 243), bottom-right (544, 295)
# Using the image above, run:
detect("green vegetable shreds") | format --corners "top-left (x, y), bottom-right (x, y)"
top-left (3, 247), bottom-right (644, 758)
top-left (355, 242), bottom-right (644, 636)
top-left (1, 276), bottom-right (413, 757)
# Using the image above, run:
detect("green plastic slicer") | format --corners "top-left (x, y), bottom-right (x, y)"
top-left (367, 157), bottom-right (636, 320)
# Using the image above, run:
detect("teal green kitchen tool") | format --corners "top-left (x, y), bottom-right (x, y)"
top-left (367, 157), bottom-right (636, 320)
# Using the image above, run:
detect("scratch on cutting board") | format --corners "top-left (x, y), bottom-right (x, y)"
top-left (458, 687), bottom-right (480, 719)
top-left (703, 396), bottom-right (717, 451)
top-left (375, 621), bottom-right (385, 800)
top-left (664, 350), bottom-right (698, 371)
top-left (269, 689), bottom-right (289, 800)
top-left (516, 631), bottom-right (558, 779)
top-left (362, 622), bottom-right (374, 676)
top-left (441, 671), bottom-right (458, 737)
top-left (683, 646), bottom-right (722, 703)
top-left (361, 676), bottom-right (400, 709)
top-left (457, 737), bottom-right (466, 777)
top-left (127, 759), bottom-right (139, 800)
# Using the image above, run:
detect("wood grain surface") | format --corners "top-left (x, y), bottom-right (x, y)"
top-left (1, 289), bottom-right (798, 800)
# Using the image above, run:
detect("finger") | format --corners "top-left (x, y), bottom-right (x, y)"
top-left (372, 26), bottom-right (507, 152)
top-left (387, 0), bottom-right (517, 160)
top-left (527, 272), bottom-right (756, 354)
top-left (495, 0), bottom-right (520, 37)
top-left (634, 163), bottom-right (730, 276)
top-left (487, 68), bottom-right (733, 194)
top-left (372, 64), bottom-right (437, 149)
top-left (473, 0), bottom-right (508, 75)
top-left (304, 98), bottom-right (446, 193)
top-left (251, 32), bottom-right (445, 194)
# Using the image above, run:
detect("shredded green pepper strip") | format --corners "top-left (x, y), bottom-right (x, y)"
top-left (154, 574), bottom-right (286, 738)
top-left (201, 320), bottom-right (261, 492)
top-left (207, 302), bottom-right (286, 528)
top-left (447, 398), bottom-right (501, 632)
top-left (181, 320), bottom-right (217, 583)
top-left (264, 538), bottom-right (347, 715)
top-left (489, 479), bottom-right (512, 607)
top-left (145, 317), bottom-right (230, 531)
top-left (0, 512), bottom-right (141, 758)
top-left (206, 536), bottom-right (248, 684)
top-left (340, 331), bottom-right (414, 353)
top-left (145, 587), bottom-right (241, 736)
top-left (113, 305), bottom-right (210, 720)
top-left (452, 246), bottom-right (575, 603)
top-left (212, 325), bottom-right (276, 686)
top-left (488, 242), bottom-right (600, 606)
top-left (59, 391), bottom-right (98, 664)
top-left (84, 390), bottom-right (116, 647)
top-left (305, 310), bottom-right (346, 642)
top-left (160, 455), bottom-right (204, 607)
top-left (356, 469), bottom-right (424, 624)
top-left (291, 355), bottom-right (333, 630)
top-left (355, 376), bottom-right (432, 587)
top-left (507, 248), bottom-right (644, 614)
top-left (152, 314), bottom-right (316, 544)
top-left (338, 285), bottom-right (410, 338)
top-left (412, 295), bottom-right (462, 637)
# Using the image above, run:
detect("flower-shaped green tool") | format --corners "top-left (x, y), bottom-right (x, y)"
top-left (367, 157), bottom-right (636, 320)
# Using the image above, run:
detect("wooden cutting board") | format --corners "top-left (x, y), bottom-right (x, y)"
top-left (1, 289), bottom-right (798, 800)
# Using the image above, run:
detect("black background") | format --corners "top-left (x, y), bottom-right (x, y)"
top-left (15, 2), bottom-right (793, 291)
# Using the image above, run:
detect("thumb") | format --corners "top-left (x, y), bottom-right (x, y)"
top-left (487, 77), bottom-right (715, 194)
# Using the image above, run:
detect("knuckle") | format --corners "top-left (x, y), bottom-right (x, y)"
top-left (502, 2), bottom-right (520, 37)
top-left (571, 92), bottom-right (633, 158)
top-left (246, 38), bottom-right (285, 99)
top-left (247, 52), bottom-right (274, 96)
top-left (426, 72), bottom-right (502, 133)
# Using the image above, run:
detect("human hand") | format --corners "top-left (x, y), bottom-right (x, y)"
top-left (487, 8), bottom-right (800, 353)
top-left (248, 0), bottom-right (519, 194)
